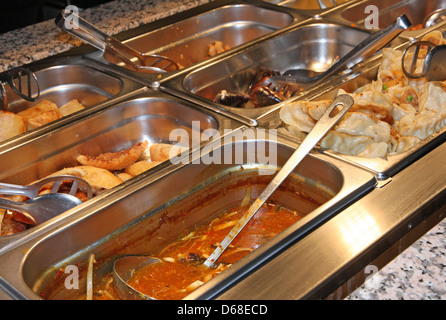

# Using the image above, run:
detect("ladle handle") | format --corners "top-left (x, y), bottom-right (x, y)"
top-left (203, 94), bottom-right (355, 268)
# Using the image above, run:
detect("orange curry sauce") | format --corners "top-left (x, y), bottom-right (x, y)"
top-left (126, 202), bottom-right (303, 300)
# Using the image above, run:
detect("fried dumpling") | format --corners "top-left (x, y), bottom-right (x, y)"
top-left (398, 112), bottom-right (446, 140)
top-left (418, 82), bottom-right (446, 114)
top-left (390, 135), bottom-right (421, 154)
top-left (320, 112), bottom-right (391, 158)
top-left (124, 160), bottom-right (162, 177)
top-left (332, 112), bottom-right (391, 143)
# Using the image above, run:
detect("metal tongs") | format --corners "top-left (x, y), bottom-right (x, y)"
top-left (402, 40), bottom-right (446, 81)
top-left (0, 67), bottom-right (40, 111)
top-left (264, 14), bottom-right (412, 96)
top-left (55, 9), bottom-right (180, 73)
top-left (0, 175), bottom-right (92, 224)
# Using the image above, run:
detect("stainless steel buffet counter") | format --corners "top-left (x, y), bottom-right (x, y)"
top-left (0, 0), bottom-right (445, 300)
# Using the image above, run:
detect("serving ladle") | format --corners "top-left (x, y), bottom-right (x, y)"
top-left (112, 94), bottom-right (354, 300)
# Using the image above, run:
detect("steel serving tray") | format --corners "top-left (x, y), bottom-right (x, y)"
top-left (0, 130), bottom-right (376, 299)
top-left (217, 134), bottom-right (446, 300)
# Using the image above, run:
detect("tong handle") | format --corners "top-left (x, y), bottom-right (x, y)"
top-left (0, 197), bottom-right (28, 213)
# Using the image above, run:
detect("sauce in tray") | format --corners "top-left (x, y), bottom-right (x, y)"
top-left (124, 202), bottom-right (303, 300)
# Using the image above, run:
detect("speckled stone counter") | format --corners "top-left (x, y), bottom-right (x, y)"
top-left (0, 0), bottom-right (444, 300)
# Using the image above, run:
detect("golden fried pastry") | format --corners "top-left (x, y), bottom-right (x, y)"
top-left (124, 160), bottom-right (161, 176)
top-left (76, 141), bottom-right (149, 171)
top-left (59, 99), bottom-right (86, 116)
top-left (0, 110), bottom-right (26, 141)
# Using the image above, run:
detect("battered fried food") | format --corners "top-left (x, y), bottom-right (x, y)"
top-left (207, 41), bottom-right (230, 57)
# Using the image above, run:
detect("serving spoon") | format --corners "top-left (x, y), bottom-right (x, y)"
top-left (112, 94), bottom-right (354, 299)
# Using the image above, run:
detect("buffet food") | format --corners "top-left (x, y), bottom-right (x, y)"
top-left (280, 31), bottom-right (446, 159)
top-left (0, 141), bottom-right (181, 236)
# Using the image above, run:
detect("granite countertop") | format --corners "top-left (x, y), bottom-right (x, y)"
top-left (0, 0), bottom-right (444, 300)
